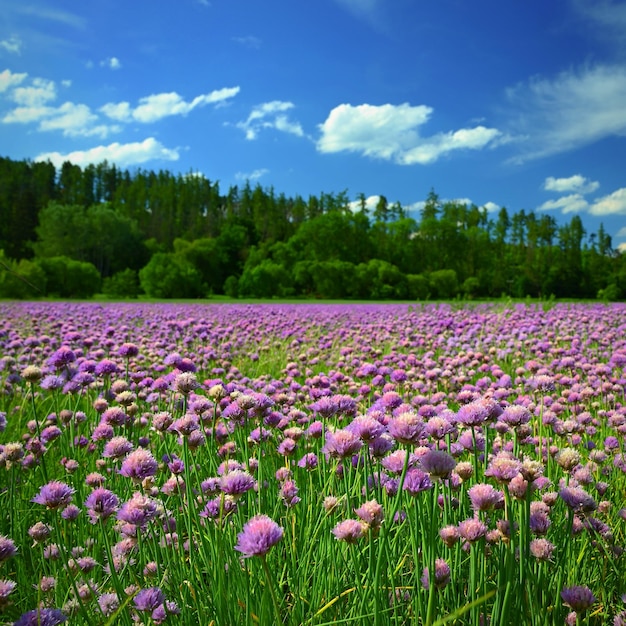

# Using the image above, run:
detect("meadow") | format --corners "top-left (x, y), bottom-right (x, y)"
top-left (0, 300), bottom-right (624, 625)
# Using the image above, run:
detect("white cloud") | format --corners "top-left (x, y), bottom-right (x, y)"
top-left (235, 168), bottom-right (269, 181)
top-left (348, 194), bottom-right (381, 213)
top-left (99, 101), bottom-right (132, 122)
top-left (317, 102), bottom-right (501, 164)
top-left (506, 64), bottom-right (626, 162)
top-left (38, 102), bottom-right (117, 138)
top-left (537, 194), bottom-right (589, 214)
top-left (0, 69), bottom-right (27, 92)
top-left (11, 77), bottom-right (56, 106)
top-left (100, 57), bottom-right (121, 70)
top-left (35, 137), bottom-right (180, 169)
top-left (616, 226), bottom-right (626, 238)
top-left (237, 101), bottom-right (304, 140)
top-left (589, 188), bottom-right (626, 215)
top-left (543, 174), bottom-right (600, 194)
top-left (0, 35), bottom-right (22, 55)
top-left (101, 87), bottom-right (240, 123)
top-left (483, 201), bottom-right (501, 213)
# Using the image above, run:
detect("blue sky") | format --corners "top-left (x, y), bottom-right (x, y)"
top-left (2, 0), bottom-right (626, 249)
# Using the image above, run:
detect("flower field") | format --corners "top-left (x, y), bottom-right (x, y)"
top-left (0, 301), bottom-right (625, 625)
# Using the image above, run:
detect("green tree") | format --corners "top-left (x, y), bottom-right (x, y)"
top-left (138, 253), bottom-right (204, 298)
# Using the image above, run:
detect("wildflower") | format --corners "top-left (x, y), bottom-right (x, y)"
top-left (234, 514), bottom-right (283, 558)
top-left (354, 500), bottom-right (384, 530)
top-left (28, 522), bottom-right (51, 543)
top-left (403, 468), bottom-right (433, 496)
top-left (279, 480), bottom-right (301, 507)
top-left (323, 429), bottom-right (362, 459)
top-left (98, 593), bottom-right (119, 616)
top-left (439, 525), bottom-right (459, 547)
top-left (173, 372), bottom-right (199, 395)
top-left (456, 401), bottom-right (490, 427)
top-left (529, 538), bottom-right (555, 561)
top-left (332, 519), bottom-right (367, 543)
top-left (387, 411), bottom-right (424, 445)
top-left (119, 449), bottom-right (158, 483)
top-left (348, 415), bottom-right (385, 442)
top-left (559, 486), bottom-right (597, 513)
top-left (32, 481), bottom-right (75, 510)
top-left (0, 579), bottom-right (16, 607)
top-left (219, 470), bottom-right (256, 496)
top-left (0, 535), bottom-right (17, 562)
top-left (323, 496), bottom-right (340, 513)
top-left (85, 488), bottom-right (120, 523)
top-left (421, 558), bottom-right (451, 590)
top-left (556, 447), bottom-right (581, 472)
top-left (419, 449), bottom-right (456, 479)
top-left (14, 608), bottom-right (67, 626)
top-left (561, 585), bottom-right (596, 612)
top-left (117, 492), bottom-right (159, 528)
top-left (134, 586), bottom-right (165, 612)
top-left (467, 484), bottom-right (504, 512)
top-left (102, 436), bottom-right (133, 459)
top-left (297, 452), bottom-right (318, 470)
top-left (458, 518), bottom-right (487, 543)
top-left (485, 453), bottom-right (522, 484)
top-left (61, 504), bottom-right (80, 521)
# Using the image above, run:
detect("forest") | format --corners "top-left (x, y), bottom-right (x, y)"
top-left (0, 155), bottom-right (623, 300)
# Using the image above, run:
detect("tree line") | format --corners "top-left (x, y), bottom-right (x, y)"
top-left (0, 156), bottom-right (623, 301)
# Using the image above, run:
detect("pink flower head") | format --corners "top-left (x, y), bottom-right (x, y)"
top-left (32, 481), bottom-right (75, 510)
top-left (234, 514), bottom-right (283, 558)
top-left (119, 449), bottom-right (158, 483)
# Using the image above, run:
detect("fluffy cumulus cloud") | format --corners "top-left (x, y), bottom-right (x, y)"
top-left (589, 188), bottom-right (626, 215)
top-left (538, 194), bottom-right (589, 214)
top-left (317, 103), bottom-right (501, 164)
top-left (101, 87), bottom-right (240, 123)
top-left (35, 138), bottom-right (179, 169)
top-left (236, 101), bottom-right (304, 140)
top-left (0, 69), bottom-right (26, 93)
top-left (543, 174), bottom-right (599, 195)
top-left (1, 70), bottom-right (240, 147)
top-left (506, 63), bottom-right (626, 162)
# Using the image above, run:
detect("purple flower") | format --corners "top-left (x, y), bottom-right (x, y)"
top-left (348, 415), bottom-right (385, 442)
top-left (421, 558), bottom-right (451, 590)
top-left (234, 514), bottom-right (283, 558)
top-left (119, 449), bottom-right (158, 482)
top-left (467, 484), bottom-right (504, 512)
top-left (561, 585), bottom-right (596, 612)
top-left (332, 519), bottom-right (367, 543)
top-left (98, 593), bottom-right (119, 616)
top-left (85, 488), bottom-right (120, 523)
top-left (354, 500), bottom-right (384, 529)
top-left (134, 586), bottom-right (165, 612)
top-left (219, 470), bottom-right (256, 496)
top-left (484, 453), bottom-right (522, 484)
top-left (117, 492), bottom-right (159, 527)
top-left (0, 579), bottom-right (16, 607)
top-left (419, 449), bottom-right (456, 479)
top-left (102, 436), bottom-right (133, 459)
top-left (323, 429), bottom-right (362, 459)
top-left (456, 401), bottom-right (490, 427)
top-left (559, 486), bottom-right (597, 513)
top-left (529, 538), bottom-right (555, 561)
top-left (0, 536), bottom-right (17, 562)
top-left (14, 608), bottom-right (67, 626)
top-left (458, 518), bottom-right (487, 543)
top-left (32, 481), bottom-right (75, 510)
top-left (403, 468), bottom-right (433, 496)
top-left (387, 411), bottom-right (424, 445)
